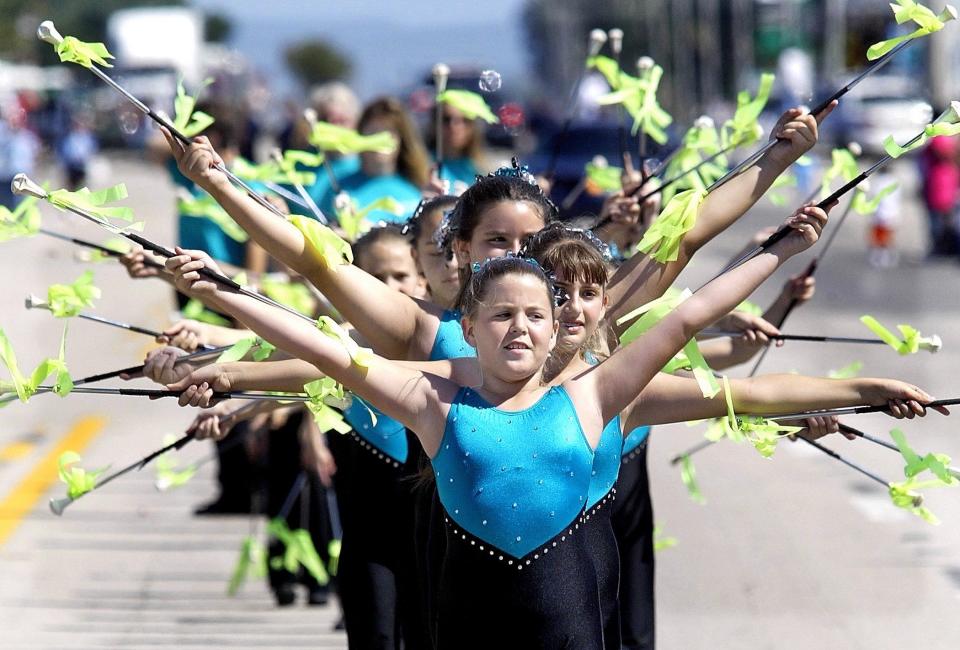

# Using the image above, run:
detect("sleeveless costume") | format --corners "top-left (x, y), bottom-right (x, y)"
top-left (430, 386), bottom-right (604, 649)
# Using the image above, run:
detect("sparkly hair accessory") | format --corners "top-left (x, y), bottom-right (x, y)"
top-left (518, 222), bottom-right (613, 262)
top-left (491, 157), bottom-right (538, 186)
top-left (400, 199), bottom-right (427, 236)
top-left (432, 208), bottom-right (456, 252)
top-left (469, 254), bottom-right (569, 307)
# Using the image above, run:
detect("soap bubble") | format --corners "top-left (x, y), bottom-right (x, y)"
top-left (497, 103), bottom-right (524, 129)
top-left (479, 70), bottom-right (502, 93)
top-left (118, 108), bottom-right (140, 135)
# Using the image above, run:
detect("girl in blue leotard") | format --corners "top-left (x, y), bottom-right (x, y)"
top-left (166, 198), bottom-right (945, 648)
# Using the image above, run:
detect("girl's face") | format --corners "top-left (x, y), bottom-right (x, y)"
top-left (413, 207), bottom-right (460, 307)
top-left (360, 115), bottom-right (400, 176)
top-left (442, 105), bottom-right (473, 154)
top-left (463, 273), bottom-right (557, 382)
top-left (357, 239), bottom-right (426, 298)
top-left (454, 200), bottom-right (545, 267)
top-left (552, 272), bottom-right (607, 351)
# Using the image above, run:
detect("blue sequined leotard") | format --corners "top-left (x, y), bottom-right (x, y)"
top-left (342, 395), bottom-right (409, 465)
top-left (428, 309), bottom-right (476, 361)
top-left (430, 385), bottom-right (604, 648)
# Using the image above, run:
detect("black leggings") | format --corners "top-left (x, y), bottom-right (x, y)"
top-left (265, 411), bottom-right (335, 591)
top-left (327, 430), bottom-right (431, 650)
top-left (611, 443), bottom-right (656, 650)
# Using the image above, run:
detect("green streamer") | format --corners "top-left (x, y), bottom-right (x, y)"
top-left (0, 196), bottom-right (41, 242)
top-left (47, 183), bottom-right (136, 227)
top-left (437, 89), bottom-right (499, 124)
top-left (173, 78), bottom-right (215, 138)
top-left (315, 316), bottom-right (374, 368)
top-left (867, 1), bottom-right (956, 61)
top-left (227, 535), bottom-right (268, 596)
top-left (596, 63), bottom-right (672, 143)
top-left (289, 215), bottom-right (353, 270)
top-left (304, 377), bottom-right (352, 434)
top-left (679, 455), bottom-right (705, 504)
top-left (261, 277), bottom-right (316, 316)
top-left (827, 361), bottom-right (863, 379)
top-left (57, 451), bottom-right (107, 499)
top-left (883, 102), bottom-right (960, 158)
top-left (889, 428), bottom-right (957, 484)
top-left (0, 326), bottom-right (73, 403)
top-left (46, 270), bottom-right (101, 318)
top-left (267, 518), bottom-right (329, 585)
top-left (182, 298), bottom-right (231, 327)
top-left (851, 183), bottom-right (898, 216)
top-left (308, 122), bottom-right (397, 155)
top-left (584, 161), bottom-right (623, 193)
top-left (859, 315), bottom-right (933, 355)
top-left (653, 524), bottom-right (678, 551)
top-left (721, 73), bottom-right (775, 149)
top-left (635, 187), bottom-right (707, 263)
top-left (54, 36), bottom-right (114, 69)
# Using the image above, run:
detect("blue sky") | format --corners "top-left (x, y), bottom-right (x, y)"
top-left (190, 0), bottom-right (530, 100)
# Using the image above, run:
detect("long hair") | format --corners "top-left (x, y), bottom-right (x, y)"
top-left (359, 97), bottom-right (431, 187)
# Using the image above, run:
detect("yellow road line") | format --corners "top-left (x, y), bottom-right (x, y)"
top-left (0, 416), bottom-right (106, 546)
top-left (0, 441), bottom-right (35, 462)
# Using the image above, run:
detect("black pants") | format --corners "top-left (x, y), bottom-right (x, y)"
top-left (327, 430), bottom-right (431, 650)
top-left (611, 444), bottom-right (656, 650)
top-left (266, 411), bottom-right (336, 592)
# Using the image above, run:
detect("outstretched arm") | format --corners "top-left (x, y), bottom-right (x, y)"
top-left (165, 251), bottom-right (455, 456)
top-left (578, 204), bottom-right (831, 426)
top-left (623, 371), bottom-right (943, 431)
top-left (162, 130), bottom-right (442, 361)
top-left (605, 104), bottom-right (836, 331)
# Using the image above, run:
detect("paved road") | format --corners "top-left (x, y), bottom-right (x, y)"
top-left (0, 153), bottom-right (958, 647)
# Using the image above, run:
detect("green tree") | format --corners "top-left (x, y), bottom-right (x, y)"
top-left (284, 39), bottom-right (351, 88)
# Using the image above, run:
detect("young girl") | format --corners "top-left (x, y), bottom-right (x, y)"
top-left (164, 200), bottom-right (938, 647)
top-left (318, 97), bottom-right (431, 224)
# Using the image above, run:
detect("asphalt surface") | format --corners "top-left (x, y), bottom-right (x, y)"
top-left (0, 153), bottom-right (958, 648)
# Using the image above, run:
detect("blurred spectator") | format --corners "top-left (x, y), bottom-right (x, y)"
top-left (428, 102), bottom-right (491, 193)
top-left (320, 96), bottom-right (430, 224)
top-left (288, 82), bottom-right (363, 207)
top-left (0, 106), bottom-right (40, 209)
top-left (867, 170), bottom-right (901, 269)
top-left (57, 115), bottom-right (98, 189)
top-left (919, 135), bottom-right (959, 256)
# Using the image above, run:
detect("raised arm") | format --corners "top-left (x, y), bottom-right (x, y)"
top-left (578, 205), bottom-right (831, 426)
top-left (161, 130), bottom-right (441, 360)
top-left (165, 251), bottom-right (455, 455)
top-left (605, 104), bottom-right (836, 331)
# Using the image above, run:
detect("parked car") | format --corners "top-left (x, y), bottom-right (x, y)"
top-left (826, 75), bottom-right (933, 155)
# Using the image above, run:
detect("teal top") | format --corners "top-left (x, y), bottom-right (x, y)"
top-left (319, 171), bottom-right (422, 225)
top-left (169, 158), bottom-right (247, 267)
top-left (299, 155), bottom-right (361, 206)
top-left (438, 157), bottom-right (479, 192)
top-left (622, 425), bottom-right (652, 456)
top-left (432, 386), bottom-right (594, 559)
top-left (587, 415), bottom-right (623, 508)
top-left (429, 309), bottom-right (476, 361)
top-left (342, 395), bottom-right (408, 464)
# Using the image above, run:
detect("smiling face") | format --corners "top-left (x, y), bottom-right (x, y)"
top-left (553, 272), bottom-right (607, 351)
top-left (462, 272), bottom-right (557, 383)
top-left (454, 200), bottom-right (546, 267)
